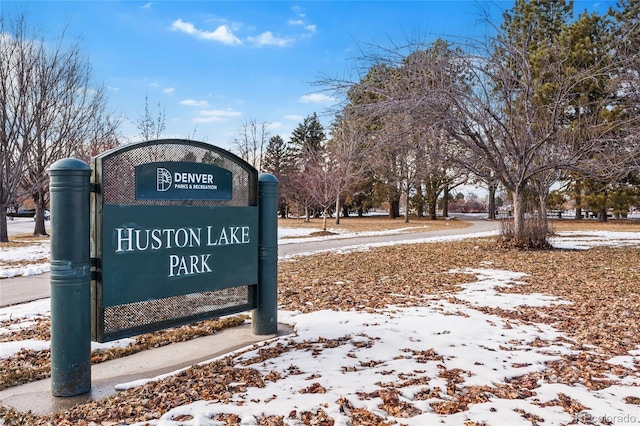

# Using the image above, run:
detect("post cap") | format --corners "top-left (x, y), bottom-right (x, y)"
top-left (49, 158), bottom-right (91, 173)
top-left (258, 173), bottom-right (279, 183)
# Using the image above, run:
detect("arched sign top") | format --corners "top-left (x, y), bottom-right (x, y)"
top-left (92, 139), bottom-right (258, 207)
top-left (96, 139), bottom-right (257, 174)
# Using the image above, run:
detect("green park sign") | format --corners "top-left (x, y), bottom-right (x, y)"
top-left (89, 139), bottom-right (274, 342)
top-left (49, 139), bottom-right (278, 396)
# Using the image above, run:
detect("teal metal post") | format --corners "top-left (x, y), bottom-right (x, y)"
top-left (49, 158), bottom-right (92, 396)
top-left (253, 173), bottom-right (279, 335)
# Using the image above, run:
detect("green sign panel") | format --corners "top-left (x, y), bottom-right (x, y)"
top-left (135, 161), bottom-right (232, 201)
top-left (101, 204), bottom-right (258, 307)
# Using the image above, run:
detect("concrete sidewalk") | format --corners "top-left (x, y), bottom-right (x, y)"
top-left (0, 322), bottom-right (291, 416)
top-left (0, 273), bottom-right (51, 307)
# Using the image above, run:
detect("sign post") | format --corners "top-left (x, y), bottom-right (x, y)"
top-left (49, 158), bottom-right (92, 397)
top-left (254, 173), bottom-right (279, 335)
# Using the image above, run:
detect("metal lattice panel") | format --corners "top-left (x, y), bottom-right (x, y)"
top-left (99, 140), bottom-right (256, 206)
top-left (102, 286), bottom-right (255, 340)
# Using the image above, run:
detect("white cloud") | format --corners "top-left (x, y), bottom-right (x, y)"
top-left (284, 114), bottom-right (304, 121)
top-left (193, 109), bottom-right (242, 123)
top-left (170, 19), bottom-right (242, 46)
top-left (291, 5), bottom-right (304, 17)
top-left (299, 93), bottom-right (338, 104)
top-left (142, 2), bottom-right (152, 9)
top-left (247, 31), bottom-right (293, 47)
top-left (163, 87), bottom-right (175, 94)
top-left (286, 8), bottom-right (316, 37)
top-left (180, 99), bottom-right (209, 107)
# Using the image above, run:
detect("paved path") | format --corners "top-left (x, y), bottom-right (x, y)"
top-left (279, 214), bottom-right (499, 258)
top-left (0, 273), bottom-right (50, 307)
top-left (0, 214), bottom-right (499, 307)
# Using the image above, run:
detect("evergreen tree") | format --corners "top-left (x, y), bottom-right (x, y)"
top-left (287, 113), bottom-right (326, 221)
top-left (559, 10), bottom-right (613, 220)
top-left (263, 135), bottom-right (295, 218)
top-left (609, 0), bottom-right (639, 136)
top-left (262, 135), bottom-right (291, 177)
top-left (289, 113), bottom-right (326, 158)
top-left (611, 0), bottom-right (639, 54)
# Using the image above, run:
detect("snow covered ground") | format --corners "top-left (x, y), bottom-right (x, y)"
top-left (1, 226), bottom-right (640, 424)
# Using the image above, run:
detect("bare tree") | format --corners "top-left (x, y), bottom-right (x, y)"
top-left (19, 35), bottom-right (121, 235)
top-left (135, 94), bottom-right (165, 141)
top-left (331, 39), bottom-right (470, 223)
top-left (317, 4), bottom-right (638, 245)
top-left (74, 117), bottom-right (122, 164)
top-left (301, 150), bottom-right (336, 231)
top-left (417, 126), bottom-right (469, 220)
top-left (231, 118), bottom-right (270, 171)
top-left (326, 114), bottom-right (373, 224)
top-left (0, 14), bottom-right (39, 241)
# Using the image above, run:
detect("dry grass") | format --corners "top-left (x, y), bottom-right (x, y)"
top-left (279, 214), bottom-right (471, 233)
top-left (0, 233), bottom-right (49, 249)
top-left (551, 218), bottom-right (640, 232)
top-left (279, 214), bottom-right (640, 235)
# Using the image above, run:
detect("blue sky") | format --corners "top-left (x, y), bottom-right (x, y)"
top-left (2, 1), bottom-right (613, 151)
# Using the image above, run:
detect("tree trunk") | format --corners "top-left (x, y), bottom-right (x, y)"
top-left (33, 189), bottom-right (48, 236)
top-left (442, 184), bottom-right (449, 218)
top-left (598, 190), bottom-right (608, 222)
top-left (512, 187), bottom-right (526, 246)
top-left (322, 208), bottom-right (328, 231)
top-left (335, 194), bottom-right (341, 225)
top-left (33, 208), bottom-right (48, 236)
top-left (598, 207), bottom-right (608, 222)
top-left (404, 184), bottom-right (410, 224)
top-left (538, 192), bottom-right (549, 237)
top-left (428, 194), bottom-right (438, 220)
top-left (487, 183), bottom-right (496, 220)
top-left (0, 204), bottom-right (8, 242)
top-left (574, 180), bottom-right (583, 220)
top-left (389, 196), bottom-right (400, 219)
top-left (414, 182), bottom-right (425, 217)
